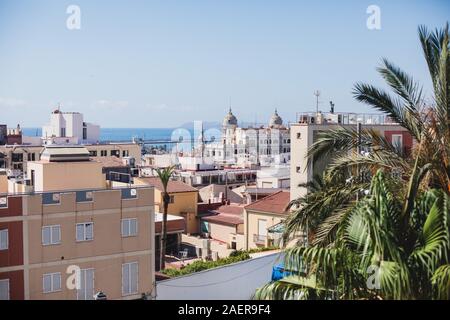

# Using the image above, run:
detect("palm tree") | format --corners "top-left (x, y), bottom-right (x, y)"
top-left (256, 23), bottom-right (450, 299)
top-left (285, 23), bottom-right (449, 247)
top-left (256, 169), bottom-right (450, 300)
top-left (155, 165), bottom-right (176, 271)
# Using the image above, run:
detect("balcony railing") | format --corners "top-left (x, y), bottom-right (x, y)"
top-left (253, 234), bottom-right (267, 245)
top-left (296, 112), bottom-right (398, 126)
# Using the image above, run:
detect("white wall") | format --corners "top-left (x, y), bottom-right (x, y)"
top-left (155, 252), bottom-right (281, 300)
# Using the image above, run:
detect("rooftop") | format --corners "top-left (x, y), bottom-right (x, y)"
top-left (137, 177), bottom-right (198, 193)
top-left (40, 146), bottom-right (90, 162)
top-left (94, 156), bottom-right (128, 168)
top-left (294, 111), bottom-right (398, 126)
top-left (201, 203), bottom-right (245, 226)
top-left (244, 187), bottom-right (286, 195)
top-left (244, 190), bottom-right (291, 215)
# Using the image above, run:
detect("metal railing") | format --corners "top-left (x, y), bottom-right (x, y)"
top-left (253, 234), bottom-right (267, 244)
top-left (296, 112), bottom-right (398, 125)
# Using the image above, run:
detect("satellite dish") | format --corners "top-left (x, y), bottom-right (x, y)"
top-left (93, 291), bottom-right (107, 300)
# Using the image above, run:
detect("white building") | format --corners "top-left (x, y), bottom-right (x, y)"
top-left (256, 164), bottom-right (290, 189)
top-left (42, 108), bottom-right (100, 145)
top-left (205, 109), bottom-right (291, 167)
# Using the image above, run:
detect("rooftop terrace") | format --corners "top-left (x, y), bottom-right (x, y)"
top-left (295, 111), bottom-right (398, 126)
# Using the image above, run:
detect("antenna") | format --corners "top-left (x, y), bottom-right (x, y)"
top-left (314, 90), bottom-right (321, 114)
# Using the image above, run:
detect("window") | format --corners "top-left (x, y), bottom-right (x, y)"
top-left (0, 279), bottom-right (9, 300)
top-left (27, 153), bottom-right (35, 161)
top-left (296, 133), bottom-right (301, 139)
top-left (100, 150), bottom-right (107, 157)
top-left (11, 153), bottom-right (23, 162)
top-left (122, 262), bottom-right (138, 296)
top-left (296, 166), bottom-right (301, 173)
top-left (0, 229), bottom-right (8, 250)
top-left (43, 273), bottom-right (61, 293)
top-left (122, 150), bottom-right (129, 157)
top-left (60, 127), bottom-right (66, 137)
top-left (83, 127), bottom-right (87, 140)
top-left (42, 225), bottom-right (61, 246)
top-left (392, 134), bottom-right (403, 151)
top-left (169, 195), bottom-right (175, 203)
top-left (258, 219), bottom-right (267, 236)
top-left (89, 150), bottom-right (97, 157)
top-left (77, 269), bottom-right (94, 300)
top-left (111, 150), bottom-right (120, 157)
top-left (76, 222), bottom-right (94, 242)
top-left (121, 218), bottom-right (138, 237)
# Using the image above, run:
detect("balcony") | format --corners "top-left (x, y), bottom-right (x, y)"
top-left (296, 112), bottom-right (398, 126)
top-left (253, 234), bottom-right (267, 245)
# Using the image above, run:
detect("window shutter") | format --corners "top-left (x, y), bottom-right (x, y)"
top-left (86, 223), bottom-right (93, 240)
top-left (0, 280), bottom-right (9, 300)
top-left (130, 219), bottom-right (137, 236)
top-left (0, 229), bottom-right (8, 250)
top-left (43, 274), bottom-right (52, 293)
top-left (52, 226), bottom-right (61, 244)
top-left (53, 273), bottom-right (61, 291)
top-left (76, 224), bottom-right (84, 241)
top-left (130, 262), bottom-right (138, 294)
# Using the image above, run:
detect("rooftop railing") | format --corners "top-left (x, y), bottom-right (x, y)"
top-left (295, 112), bottom-right (398, 125)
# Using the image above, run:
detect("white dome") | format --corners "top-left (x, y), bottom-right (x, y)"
top-left (269, 109), bottom-right (283, 127)
top-left (223, 108), bottom-right (238, 127)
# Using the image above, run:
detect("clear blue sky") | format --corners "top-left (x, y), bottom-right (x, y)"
top-left (0, 0), bottom-right (448, 128)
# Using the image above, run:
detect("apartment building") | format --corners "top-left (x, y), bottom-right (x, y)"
top-left (0, 146), bottom-right (154, 300)
top-left (0, 143), bottom-right (141, 176)
top-left (0, 109), bottom-right (141, 175)
top-left (290, 111), bottom-right (413, 201)
top-left (42, 108), bottom-right (100, 145)
top-left (199, 203), bottom-right (245, 251)
top-left (133, 177), bottom-right (199, 234)
top-left (244, 191), bottom-right (290, 250)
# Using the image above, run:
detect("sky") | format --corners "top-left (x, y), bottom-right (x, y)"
top-left (0, 0), bottom-right (449, 128)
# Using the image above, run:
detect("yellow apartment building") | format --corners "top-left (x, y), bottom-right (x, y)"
top-left (0, 142), bottom-right (141, 174)
top-left (0, 146), bottom-right (154, 300)
top-left (133, 177), bottom-right (199, 234)
top-left (244, 191), bottom-right (290, 250)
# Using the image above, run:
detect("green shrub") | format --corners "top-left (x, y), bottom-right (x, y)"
top-left (162, 251), bottom-right (252, 277)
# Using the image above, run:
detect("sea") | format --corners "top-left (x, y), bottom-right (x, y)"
top-left (21, 127), bottom-right (204, 152)
top-left (22, 127), bottom-right (178, 142)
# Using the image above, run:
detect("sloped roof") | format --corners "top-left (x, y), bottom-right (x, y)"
top-left (244, 190), bottom-right (290, 215)
top-left (201, 203), bottom-right (245, 226)
top-left (95, 156), bottom-right (127, 168)
top-left (202, 214), bottom-right (243, 226)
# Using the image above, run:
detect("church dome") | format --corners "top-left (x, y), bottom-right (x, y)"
top-left (269, 109), bottom-right (283, 127)
top-left (223, 108), bottom-right (238, 127)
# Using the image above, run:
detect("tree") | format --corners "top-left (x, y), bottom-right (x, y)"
top-left (256, 169), bottom-right (450, 300)
top-left (257, 23), bottom-right (450, 299)
top-left (155, 166), bottom-right (176, 271)
top-left (285, 23), bottom-right (450, 247)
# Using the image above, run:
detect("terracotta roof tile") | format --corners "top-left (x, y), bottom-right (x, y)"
top-left (202, 213), bottom-right (243, 226)
top-left (201, 203), bottom-right (245, 226)
top-left (94, 156), bottom-right (127, 168)
top-left (244, 191), bottom-right (290, 215)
